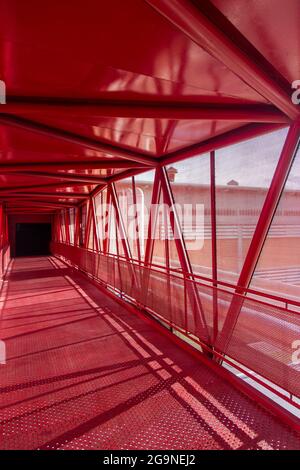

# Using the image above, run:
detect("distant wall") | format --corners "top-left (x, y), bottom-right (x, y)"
top-left (8, 214), bottom-right (53, 257)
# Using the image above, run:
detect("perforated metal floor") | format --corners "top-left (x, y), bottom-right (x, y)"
top-left (0, 257), bottom-right (299, 450)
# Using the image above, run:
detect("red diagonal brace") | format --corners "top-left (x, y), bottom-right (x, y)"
top-left (158, 166), bottom-right (211, 347)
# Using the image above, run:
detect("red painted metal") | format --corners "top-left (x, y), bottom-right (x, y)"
top-left (0, 0), bottom-right (299, 446)
top-left (2, 101), bottom-right (289, 123)
top-left (1, 256), bottom-right (299, 448)
top-left (103, 188), bottom-right (111, 255)
top-left (74, 208), bottom-right (81, 247)
top-left (1, 193), bottom-right (87, 201)
top-left (210, 151), bottom-right (218, 344)
top-left (2, 170), bottom-right (107, 185)
top-left (7, 200), bottom-right (76, 209)
top-left (131, 176), bottom-right (142, 263)
top-left (64, 209), bottom-right (70, 245)
top-left (0, 181), bottom-right (92, 194)
top-left (145, 0), bottom-right (299, 120)
top-left (0, 161), bottom-right (148, 172)
top-left (0, 115), bottom-right (157, 166)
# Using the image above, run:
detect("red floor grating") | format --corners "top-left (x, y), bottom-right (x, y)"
top-left (0, 256), bottom-right (299, 450)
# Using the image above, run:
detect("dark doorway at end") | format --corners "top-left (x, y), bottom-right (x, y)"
top-left (15, 223), bottom-right (52, 257)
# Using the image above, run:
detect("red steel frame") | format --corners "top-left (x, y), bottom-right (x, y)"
top-left (50, 120), bottom-right (300, 414)
top-left (1, 0), bottom-right (300, 436)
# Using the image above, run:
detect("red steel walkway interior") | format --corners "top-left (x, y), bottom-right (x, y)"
top-left (0, 0), bottom-right (300, 452)
top-left (0, 256), bottom-right (299, 450)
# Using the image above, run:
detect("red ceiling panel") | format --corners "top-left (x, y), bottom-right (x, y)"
top-left (0, 0), bottom-right (268, 103)
top-left (211, 0), bottom-right (300, 84)
top-left (0, 0), bottom-right (298, 212)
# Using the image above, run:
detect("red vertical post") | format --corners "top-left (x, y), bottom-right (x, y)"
top-left (74, 208), bottom-right (81, 246)
top-left (0, 204), bottom-right (3, 248)
top-left (65, 209), bottom-right (70, 245)
top-left (132, 176), bottom-right (142, 263)
top-left (218, 122), bottom-right (300, 354)
top-left (59, 212), bottom-right (64, 243)
top-left (103, 188), bottom-right (111, 254)
top-left (163, 199), bottom-right (172, 327)
top-left (210, 151), bottom-right (218, 345)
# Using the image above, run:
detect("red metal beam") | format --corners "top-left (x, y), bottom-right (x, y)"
top-left (0, 161), bottom-right (149, 172)
top-left (0, 181), bottom-right (92, 194)
top-left (1, 193), bottom-right (86, 200)
top-left (218, 122), bottom-right (300, 354)
top-left (6, 200), bottom-right (77, 208)
top-left (65, 209), bottom-right (71, 245)
top-left (74, 208), bottom-right (81, 247)
top-left (0, 114), bottom-right (157, 166)
top-left (103, 188), bottom-right (112, 254)
top-left (131, 176), bottom-right (142, 263)
top-left (2, 101), bottom-right (289, 123)
top-left (7, 209), bottom-right (60, 214)
top-left (210, 151), bottom-right (218, 345)
top-left (146, 0), bottom-right (299, 120)
top-left (0, 170), bottom-right (106, 185)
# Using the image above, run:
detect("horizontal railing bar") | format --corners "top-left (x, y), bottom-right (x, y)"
top-left (55, 241), bottom-right (300, 311)
top-left (52, 243), bottom-right (300, 407)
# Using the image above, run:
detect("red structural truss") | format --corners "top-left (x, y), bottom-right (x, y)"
top-left (0, 0), bottom-right (300, 450)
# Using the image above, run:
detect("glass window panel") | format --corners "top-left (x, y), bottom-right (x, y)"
top-left (60, 211), bottom-right (66, 242)
top-left (250, 146), bottom-right (300, 300)
top-left (132, 170), bottom-right (156, 261)
top-left (168, 154), bottom-right (211, 276)
top-left (215, 128), bottom-right (288, 283)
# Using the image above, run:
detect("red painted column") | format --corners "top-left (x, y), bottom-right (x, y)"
top-left (65, 210), bottom-right (70, 245)
top-left (210, 151), bottom-right (218, 345)
top-left (132, 176), bottom-right (142, 263)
